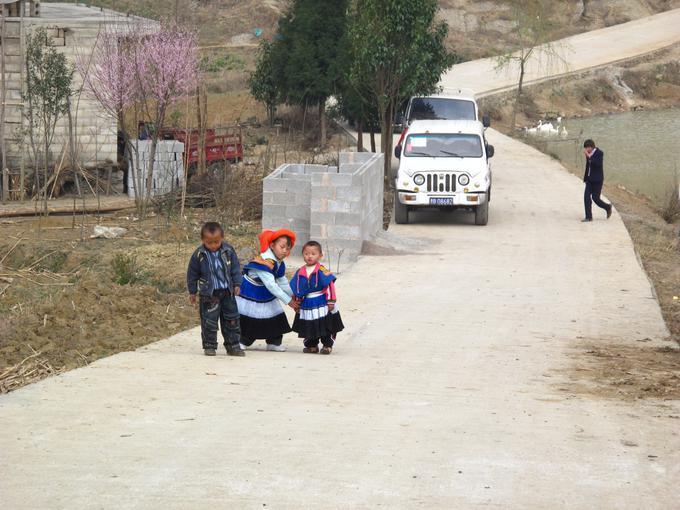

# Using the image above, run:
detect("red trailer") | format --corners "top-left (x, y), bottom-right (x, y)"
top-left (157, 126), bottom-right (244, 167)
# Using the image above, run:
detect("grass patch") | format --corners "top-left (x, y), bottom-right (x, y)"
top-left (111, 254), bottom-right (148, 285)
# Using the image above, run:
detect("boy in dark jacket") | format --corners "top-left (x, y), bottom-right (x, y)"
top-left (582, 139), bottom-right (612, 222)
top-left (187, 222), bottom-right (245, 357)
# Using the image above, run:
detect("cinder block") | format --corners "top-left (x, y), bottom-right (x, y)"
top-left (311, 198), bottom-right (328, 213)
top-left (335, 186), bottom-right (361, 201)
top-left (334, 212), bottom-right (361, 226)
top-left (311, 186), bottom-right (336, 200)
top-left (271, 191), bottom-right (291, 205)
top-left (285, 205), bottom-right (310, 221)
top-left (263, 204), bottom-right (287, 218)
top-left (340, 152), bottom-right (371, 166)
top-left (304, 165), bottom-right (331, 174)
top-left (349, 201), bottom-right (364, 213)
top-left (295, 193), bottom-right (312, 205)
top-left (329, 173), bottom-right (355, 186)
top-left (339, 163), bottom-right (362, 174)
top-left (263, 178), bottom-right (288, 192)
top-left (327, 200), bottom-right (351, 213)
top-left (310, 211), bottom-right (337, 225)
top-left (285, 164), bottom-right (305, 174)
top-left (311, 224), bottom-right (328, 238)
top-left (328, 225), bottom-right (361, 240)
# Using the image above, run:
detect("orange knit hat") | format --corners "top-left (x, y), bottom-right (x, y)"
top-left (258, 229), bottom-right (297, 253)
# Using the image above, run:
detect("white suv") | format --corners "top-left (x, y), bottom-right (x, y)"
top-left (394, 120), bottom-right (494, 225)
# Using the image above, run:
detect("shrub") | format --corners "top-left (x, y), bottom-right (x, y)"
top-left (660, 175), bottom-right (680, 224)
top-left (111, 254), bottom-right (146, 285)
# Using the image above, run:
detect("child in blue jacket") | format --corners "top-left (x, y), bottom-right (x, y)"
top-left (187, 222), bottom-right (245, 357)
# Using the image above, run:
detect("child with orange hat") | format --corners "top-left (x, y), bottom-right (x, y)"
top-left (235, 229), bottom-right (298, 351)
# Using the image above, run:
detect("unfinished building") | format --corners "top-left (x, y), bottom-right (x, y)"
top-left (0, 1), bottom-right (154, 200)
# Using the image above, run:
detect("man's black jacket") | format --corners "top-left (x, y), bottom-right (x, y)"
top-left (583, 148), bottom-right (604, 183)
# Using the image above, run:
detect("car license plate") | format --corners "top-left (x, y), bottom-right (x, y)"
top-left (430, 197), bottom-right (454, 206)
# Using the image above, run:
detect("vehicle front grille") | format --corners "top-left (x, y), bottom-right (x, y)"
top-left (426, 173), bottom-right (456, 193)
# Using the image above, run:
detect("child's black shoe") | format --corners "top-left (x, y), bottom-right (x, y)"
top-left (204, 348), bottom-right (217, 356)
top-left (226, 347), bottom-right (246, 357)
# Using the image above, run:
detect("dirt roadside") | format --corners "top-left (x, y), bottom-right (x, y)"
top-left (0, 212), bottom-right (261, 393)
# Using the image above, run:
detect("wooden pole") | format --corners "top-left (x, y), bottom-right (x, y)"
top-left (19, 1), bottom-right (25, 200)
top-left (1, 10), bottom-right (8, 201)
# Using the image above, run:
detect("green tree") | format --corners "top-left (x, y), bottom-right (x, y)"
top-left (249, 39), bottom-right (282, 127)
top-left (23, 27), bottom-right (73, 212)
top-left (494, 0), bottom-right (566, 128)
top-left (347, 0), bottom-right (456, 179)
top-left (276, 0), bottom-right (348, 145)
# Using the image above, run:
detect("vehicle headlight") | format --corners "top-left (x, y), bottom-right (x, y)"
top-left (458, 174), bottom-right (470, 186)
top-left (413, 174), bottom-right (425, 186)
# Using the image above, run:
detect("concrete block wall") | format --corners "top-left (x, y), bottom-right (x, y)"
top-left (262, 152), bottom-right (384, 264)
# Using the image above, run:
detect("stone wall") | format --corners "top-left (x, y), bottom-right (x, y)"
top-left (262, 152), bottom-right (384, 264)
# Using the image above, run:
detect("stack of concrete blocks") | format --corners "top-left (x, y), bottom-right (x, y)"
top-left (262, 152), bottom-right (384, 264)
top-left (127, 140), bottom-right (185, 199)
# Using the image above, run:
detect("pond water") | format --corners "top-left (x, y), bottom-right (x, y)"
top-left (536, 108), bottom-right (680, 202)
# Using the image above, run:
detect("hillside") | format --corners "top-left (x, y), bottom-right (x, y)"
top-left (47, 0), bottom-right (680, 59)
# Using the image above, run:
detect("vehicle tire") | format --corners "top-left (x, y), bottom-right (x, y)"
top-left (394, 193), bottom-right (409, 224)
top-left (474, 200), bottom-right (489, 226)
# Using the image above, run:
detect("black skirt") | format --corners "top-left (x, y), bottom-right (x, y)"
top-left (292, 311), bottom-right (344, 340)
top-left (240, 313), bottom-right (291, 340)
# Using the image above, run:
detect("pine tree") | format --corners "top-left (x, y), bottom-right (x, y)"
top-left (277, 0), bottom-right (349, 145)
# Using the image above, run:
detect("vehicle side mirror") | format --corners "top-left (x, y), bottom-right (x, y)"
top-left (486, 144), bottom-right (495, 158)
top-left (394, 144), bottom-right (402, 159)
top-left (482, 115), bottom-right (491, 128)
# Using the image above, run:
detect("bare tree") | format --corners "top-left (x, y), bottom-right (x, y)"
top-left (494, 0), bottom-right (567, 129)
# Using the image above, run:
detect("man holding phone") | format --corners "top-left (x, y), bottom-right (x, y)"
top-left (582, 139), bottom-right (612, 222)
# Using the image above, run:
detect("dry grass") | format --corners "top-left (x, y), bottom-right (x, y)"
top-left (0, 211), bottom-right (260, 392)
top-left (660, 175), bottom-right (680, 224)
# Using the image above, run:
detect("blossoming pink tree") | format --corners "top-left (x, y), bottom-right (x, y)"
top-left (79, 20), bottom-right (198, 212)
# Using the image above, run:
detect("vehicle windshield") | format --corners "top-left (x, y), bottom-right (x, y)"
top-left (404, 133), bottom-right (483, 158)
top-left (408, 98), bottom-right (476, 122)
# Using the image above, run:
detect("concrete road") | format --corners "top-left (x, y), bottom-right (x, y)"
top-left (445, 8), bottom-right (680, 97)
top-left (1, 130), bottom-right (677, 509)
top-left (3, 10), bottom-right (680, 510)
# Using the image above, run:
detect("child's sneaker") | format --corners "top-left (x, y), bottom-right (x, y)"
top-left (204, 348), bottom-right (217, 356)
top-left (239, 343), bottom-right (247, 351)
top-left (266, 344), bottom-right (287, 352)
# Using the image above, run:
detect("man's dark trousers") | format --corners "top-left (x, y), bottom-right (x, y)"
top-left (199, 289), bottom-right (241, 351)
top-left (584, 181), bottom-right (610, 220)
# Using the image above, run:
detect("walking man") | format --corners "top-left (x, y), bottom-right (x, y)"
top-left (582, 139), bottom-right (612, 222)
